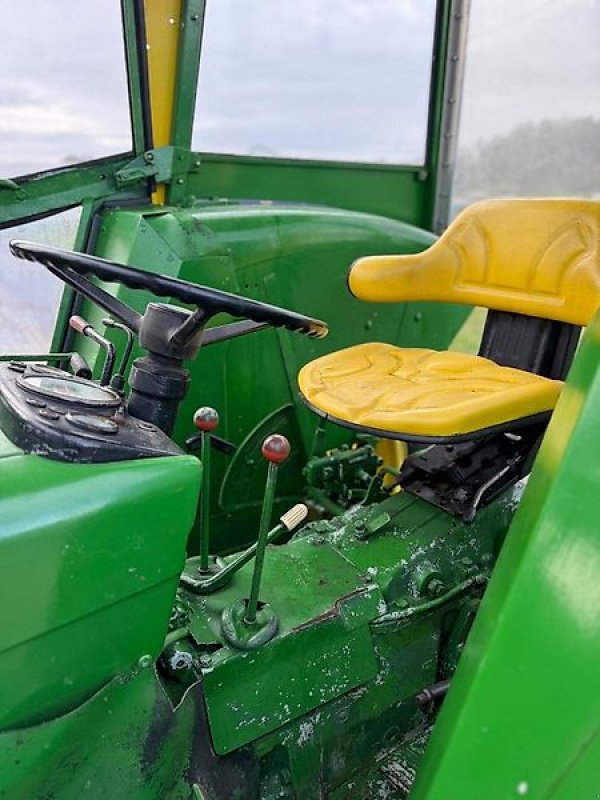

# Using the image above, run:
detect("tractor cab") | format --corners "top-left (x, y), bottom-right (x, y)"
top-left (0, 3), bottom-right (599, 800)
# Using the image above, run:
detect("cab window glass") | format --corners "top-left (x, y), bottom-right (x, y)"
top-left (0, 2), bottom-right (131, 178)
top-left (0, 209), bottom-right (80, 353)
top-left (193, 0), bottom-right (437, 165)
top-left (453, 0), bottom-right (600, 213)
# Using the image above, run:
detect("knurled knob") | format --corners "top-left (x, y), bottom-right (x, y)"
top-left (193, 406), bottom-right (219, 432)
top-left (261, 434), bottom-right (291, 465)
top-left (280, 503), bottom-right (308, 531)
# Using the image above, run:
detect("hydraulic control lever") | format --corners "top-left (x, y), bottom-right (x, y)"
top-left (181, 425), bottom-right (306, 590)
top-left (180, 502), bottom-right (307, 594)
top-left (193, 406), bottom-right (221, 575)
top-left (220, 434), bottom-right (293, 650)
top-left (245, 435), bottom-right (291, 624)
top-left (69, 315), bottom-right (115, 386)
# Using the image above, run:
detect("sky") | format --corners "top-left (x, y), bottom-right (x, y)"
top-left (459, 0), bottom-right (600, 145)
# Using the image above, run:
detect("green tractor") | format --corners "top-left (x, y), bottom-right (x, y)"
top-left (0, 2), bottom-right (598, 798)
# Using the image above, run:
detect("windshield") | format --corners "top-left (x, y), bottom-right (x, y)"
top-left (192, 0), bottom-right (438, 166)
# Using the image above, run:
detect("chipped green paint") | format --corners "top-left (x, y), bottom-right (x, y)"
top-left (167, 488), bottom-right (521, 792)
top-left (187, 540), bottom-right (383, 754)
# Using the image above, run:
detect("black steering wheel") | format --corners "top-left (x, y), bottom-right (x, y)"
top-left (9, 240), bottom-right (328, 340)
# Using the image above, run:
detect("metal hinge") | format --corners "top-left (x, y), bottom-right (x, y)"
top-left (114, 146), bottom-right (202, 197)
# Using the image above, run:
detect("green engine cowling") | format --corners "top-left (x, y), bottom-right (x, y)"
top-left (0, 430), bottom-right (200, 730)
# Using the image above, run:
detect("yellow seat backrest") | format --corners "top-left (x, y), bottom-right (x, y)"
top-left (349, 198), bottom-right (600, 326)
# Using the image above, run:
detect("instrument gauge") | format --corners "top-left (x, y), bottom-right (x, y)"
top-left (17, 374), bottom-right (121, 409)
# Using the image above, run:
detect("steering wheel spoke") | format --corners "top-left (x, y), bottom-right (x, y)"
top-left (44, 262), bottom-right (143, 334)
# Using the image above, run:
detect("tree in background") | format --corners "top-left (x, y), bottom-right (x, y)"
top-left (454, 117), bottom-right (600, 205)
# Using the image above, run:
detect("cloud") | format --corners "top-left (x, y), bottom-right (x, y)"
top-left (0, 102), bottom-right (98, 136)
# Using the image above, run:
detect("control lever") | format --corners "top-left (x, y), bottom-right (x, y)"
top-left (246, 435), bottom-right (291, 623)
top-left (221, 434), bottom-right (291, 650)
top-left (102, 317), bottom-right (134, 393)
top-left (69, 315), bottom-right (116, 386)
top-left (193, 406), bottom-right (221, 574)
top-left (180, 503), bottom-right (308, 594)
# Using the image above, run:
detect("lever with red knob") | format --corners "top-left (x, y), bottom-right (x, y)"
top-left (261, 434), bottom-right (291, 465)
top-left (220, 432), bottom-right (292, 649)
top-left (244, 433), bottom-right (291, 625)
top-left (194, 406), bottom-right (220, 433)
top-left (194, 406), bottom-right (220, 573)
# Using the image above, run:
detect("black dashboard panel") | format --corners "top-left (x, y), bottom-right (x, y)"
top-left (0, 362), bottom-right (182, 463)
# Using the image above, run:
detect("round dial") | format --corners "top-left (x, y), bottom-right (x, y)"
top-left (18, 374), bottom-right (120, 408)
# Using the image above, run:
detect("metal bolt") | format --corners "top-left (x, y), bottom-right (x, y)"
top-left (426, 578), bottom-right (446, 598)
top-left (169, 651), bottom-right (193, 670)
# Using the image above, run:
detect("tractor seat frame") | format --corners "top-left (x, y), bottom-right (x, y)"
top-left (297, 198), bottom-right (600, 518)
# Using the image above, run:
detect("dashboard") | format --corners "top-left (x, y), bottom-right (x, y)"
top-left (0, 361), bottom-right (182, 463)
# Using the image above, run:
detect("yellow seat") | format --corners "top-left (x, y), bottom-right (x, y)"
top-left (299, 343), bottom-right (562, 441)
top-left (298, 198), bottom-right (600, 441)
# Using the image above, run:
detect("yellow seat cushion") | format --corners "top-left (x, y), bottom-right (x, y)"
top-left (298, 343), bottom-right (563, 439)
